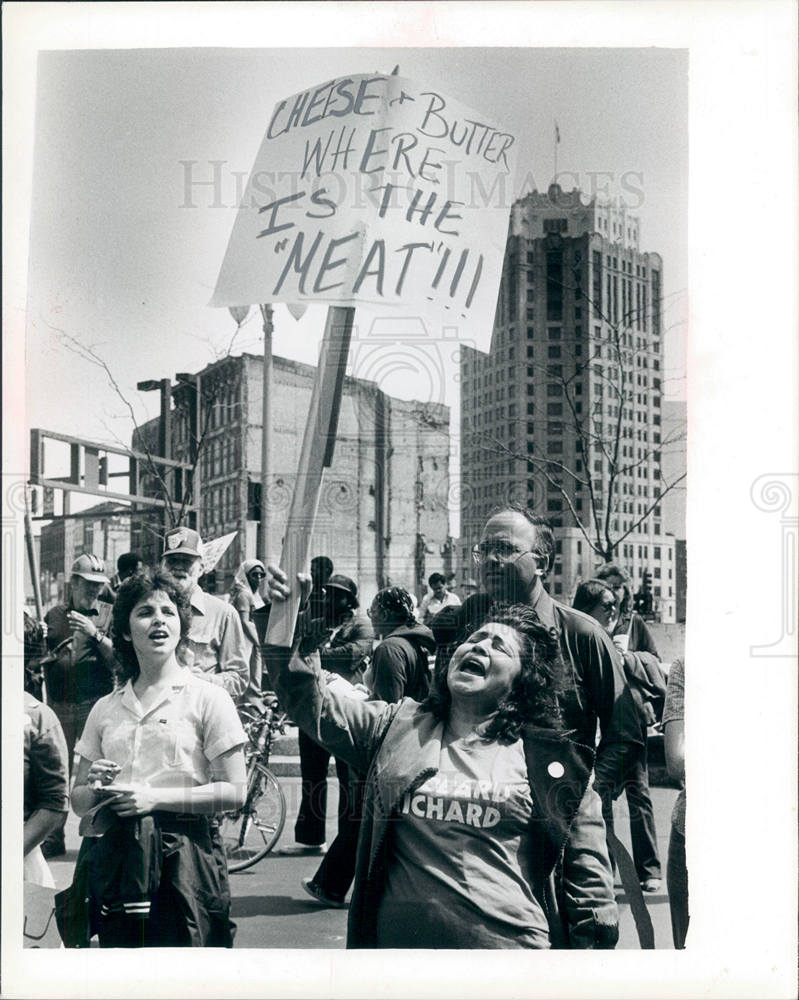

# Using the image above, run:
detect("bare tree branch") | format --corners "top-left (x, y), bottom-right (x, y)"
top-left (42, 318), bottom-right (177, 523)
top-left (474, 262), bottom-right (686, 571)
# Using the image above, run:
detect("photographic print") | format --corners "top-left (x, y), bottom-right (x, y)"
top-left (3, 3), bottom-right (796, 998)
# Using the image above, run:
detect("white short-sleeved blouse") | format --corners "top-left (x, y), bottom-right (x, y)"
top-left (76, 671), bottom-right (247, 788)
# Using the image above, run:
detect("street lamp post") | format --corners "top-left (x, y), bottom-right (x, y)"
top-left (136, 377), bottom-right (173, 535)
top-left (259, 304), bottom-right (274, 566)
top-left (175, 373), bottom-right (201, 532)
top-left (228, 304), bottom-right (273, 564)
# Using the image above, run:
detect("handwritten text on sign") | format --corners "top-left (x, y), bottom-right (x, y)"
top-left (211, 73), bottom-right (517, 347)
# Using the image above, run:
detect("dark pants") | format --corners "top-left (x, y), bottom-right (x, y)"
top-left (310, 772), bottom-right (365, 902)
top-left (50, 698), bottom-right (95, 775)
top-left (294, 729), bottom-right (350, 847)
top-left (666, 825), bottom-right (689, 948)
top-left (594, 739), bottom-right (661, 882)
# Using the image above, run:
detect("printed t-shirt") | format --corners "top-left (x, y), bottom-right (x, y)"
top-left (376, 734), bottom-right (550, 949)
top-left (76, 671), bottom-right (247, 788)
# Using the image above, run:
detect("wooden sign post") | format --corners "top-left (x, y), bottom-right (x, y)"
top-left (264, 305), bottom-right (355, 647)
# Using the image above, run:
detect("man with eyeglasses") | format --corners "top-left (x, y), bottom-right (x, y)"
top-left (468, 506), bottom-right (632, 760)
top-left (460, 507), bottom-right (647, 937)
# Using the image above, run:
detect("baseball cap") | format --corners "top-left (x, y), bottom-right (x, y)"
top-left (70, 553), bottom-right (109, 583)
top-left (162, 526), bottom-right (203, 558)
top-left (324, 574), bottom-right (358, 605)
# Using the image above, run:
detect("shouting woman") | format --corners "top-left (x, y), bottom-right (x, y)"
top-left (265, 566), bottom-right (618, 950)
top-left (70, 570), bottom-right (247, 947)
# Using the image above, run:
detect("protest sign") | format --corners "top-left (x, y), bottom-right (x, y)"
top-left (200, 531), bottom-right (237, 576)
top-left (212, 72), bottom-right (517, 351)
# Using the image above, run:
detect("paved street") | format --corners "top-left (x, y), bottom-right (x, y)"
top-left (48, 769), bottom-right (679, 950)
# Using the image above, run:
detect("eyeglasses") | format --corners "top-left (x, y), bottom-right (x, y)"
top-left (471, 542), bottom-right (537, 567)
top-left (598, 600), bottom-right (617, 613)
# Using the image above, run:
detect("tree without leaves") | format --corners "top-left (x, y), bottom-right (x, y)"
top-left (42, 318), bottom-right (245, 544)
top-left (473, 257), bottom-right (686, 565)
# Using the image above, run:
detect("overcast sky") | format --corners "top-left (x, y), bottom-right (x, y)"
top-left (26, 45), bottom-right (688, 448)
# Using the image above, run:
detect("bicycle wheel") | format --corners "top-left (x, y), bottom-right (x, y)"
top-left (220, 762), bottom-right (287, 873)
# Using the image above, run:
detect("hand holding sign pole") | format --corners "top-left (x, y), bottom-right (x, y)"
top-left (212, 69), bottom-right (517, 647)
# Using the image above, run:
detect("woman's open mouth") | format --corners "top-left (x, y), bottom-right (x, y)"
top-left (149, 630), bottom-right (169, 640)
top-left (458, 655), bottom-right (486, 677)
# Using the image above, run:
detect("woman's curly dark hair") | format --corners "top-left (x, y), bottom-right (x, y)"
top-left (112, 569), bottom-right (192, 683)
top-left (370, 586), bottom-right (417, 628)
top-left (421, 602), bottom-right (565, 740)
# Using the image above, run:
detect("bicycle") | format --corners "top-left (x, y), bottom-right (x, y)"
top-left (220, 694), bottom-right (288, 873)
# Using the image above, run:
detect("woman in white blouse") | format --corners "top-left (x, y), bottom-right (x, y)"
top-left (70, 570), bottom-right (247, 947)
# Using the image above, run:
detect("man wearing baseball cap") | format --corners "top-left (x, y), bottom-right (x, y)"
top-left (159, 526), bottom-right (248, 701)
top-left (42, 553), bottom-right (116, 856)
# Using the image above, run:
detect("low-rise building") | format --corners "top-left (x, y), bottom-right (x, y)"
top-left (132, 353), bottom-right (451, 605)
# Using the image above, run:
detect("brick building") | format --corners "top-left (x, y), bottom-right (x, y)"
top-left (38, 501), bottom-right (131, 607)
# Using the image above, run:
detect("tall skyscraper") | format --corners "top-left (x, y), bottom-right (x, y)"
top-left (460, 184), bottom-right (680, 622)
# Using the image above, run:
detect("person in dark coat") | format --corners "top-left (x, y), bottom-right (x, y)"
top-left (279, 574), bottom-right (373, 855)
top-left (574, 579), bottom-right (664, 893)
top-left (364, 587), bottom-right (435, 703)
top-left (595, 563), bottom-right (660, 657)
top-left (42, 553), bottom-right (116, 856)
top-left (300, 586), bottom-right (434, 907)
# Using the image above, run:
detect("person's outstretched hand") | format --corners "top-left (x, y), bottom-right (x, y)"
top-left (266, 564), bottom-right (313, 608)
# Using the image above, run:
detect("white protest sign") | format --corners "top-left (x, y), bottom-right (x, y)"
top-left (211, 73), bottom-right (517, 351)
top-left (200, 531), bottom-right (237, 576)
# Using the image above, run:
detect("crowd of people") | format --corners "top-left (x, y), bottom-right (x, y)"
top-left (22, 505), bottom-right (687, 951)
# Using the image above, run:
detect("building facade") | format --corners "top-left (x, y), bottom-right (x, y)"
top-left (39, 501), bottom-right (131, 607)
top-left (460, 184), bottom-right (678, 621)
top-left (132, 353), bottom-right (451, 605)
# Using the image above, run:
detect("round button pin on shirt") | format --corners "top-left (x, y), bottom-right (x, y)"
top-left (547, 761), bottom-right (565, 779)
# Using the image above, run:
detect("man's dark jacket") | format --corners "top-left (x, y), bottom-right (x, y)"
top-left (370, 623), bottom-right (435, 703)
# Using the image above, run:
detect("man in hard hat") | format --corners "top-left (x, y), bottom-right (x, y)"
top-left (42, 553), bottom-right (116, 856)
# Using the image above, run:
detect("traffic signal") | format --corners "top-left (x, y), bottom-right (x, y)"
top-left (642, 570), bottom-right (653, 615)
